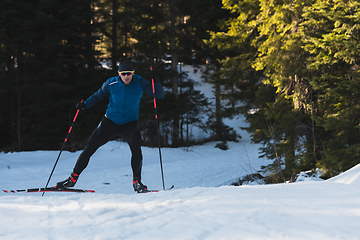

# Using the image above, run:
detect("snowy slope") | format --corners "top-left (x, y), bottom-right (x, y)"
top-left (1, 144), bottom-right (360, 240)
top-left (0, 140), bottom-right (265, 195)
top-left (328, 164), bottom-right (360, 186)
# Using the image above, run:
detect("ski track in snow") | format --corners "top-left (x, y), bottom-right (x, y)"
top-left (1, 181), bottom-right (360, 239)
top-left (1, 145), bottom-right (360, 240)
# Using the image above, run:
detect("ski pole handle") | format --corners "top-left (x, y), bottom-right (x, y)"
top-left (65, 99), bottom-right (83, 143)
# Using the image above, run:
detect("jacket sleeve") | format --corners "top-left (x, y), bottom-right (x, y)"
top-left (140, 76), bottom-right (165, 99)
top-left (84, 79), bottom-right (110, 109)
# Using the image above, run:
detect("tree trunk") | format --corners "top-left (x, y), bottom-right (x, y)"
top-left (215, 82), bottom-right (223, 140)
top-left (15, 61), bottom-right (21, 151)
top-left (170, 0), bottom-right (179, 146)
top-left (111, 0), bottom-right (118, 70)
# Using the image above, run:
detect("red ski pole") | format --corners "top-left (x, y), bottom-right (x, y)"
top-left (150, 66), bottom-right (165, 190)
top-left (42, 99), bottom-right (84, 196)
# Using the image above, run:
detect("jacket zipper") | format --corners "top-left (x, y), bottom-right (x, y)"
top-left (122, 85), bottom-right (127, 124)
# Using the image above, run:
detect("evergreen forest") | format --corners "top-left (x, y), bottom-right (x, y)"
top-left (1, 0), bottom-right (360, 181)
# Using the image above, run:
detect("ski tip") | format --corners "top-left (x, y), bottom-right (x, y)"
top-left (139, 190), bottom-right (159, 193)
top-left (3, 188), bottom-right (95, 193)
top-left (138, 185), bottom-right (175, 194)
top-left (3, 190), bottom-right (16, 193)
top-left (163, 185), bottom-right (174, 191)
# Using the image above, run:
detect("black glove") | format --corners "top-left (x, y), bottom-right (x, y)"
top-left (76, 101), bottom-right (87, 110)
top-left (149, 70), bottom-right (159, 84)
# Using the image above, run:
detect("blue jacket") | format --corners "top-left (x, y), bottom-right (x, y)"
top-left (84, 74), bottom-right (165, 125)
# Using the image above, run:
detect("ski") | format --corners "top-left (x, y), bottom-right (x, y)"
top-left (4, 185), bottom-right (173, 194)
top-left (139, 185), bottom-right (174, 193)
top-left (3, 187), bottom-right (95, 193)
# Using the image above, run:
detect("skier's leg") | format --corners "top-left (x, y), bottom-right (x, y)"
top-left (120, 121), bottom-right (143, 180)
top-left (57, 116), bottom-right (119, 189)
top-left (120, 121), bottom-right (146, 192)
top-left (73, 116), bottom-right (118, 174)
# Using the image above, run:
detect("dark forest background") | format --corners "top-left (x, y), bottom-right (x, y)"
top-left (1, 0), bottom-right (360, 181)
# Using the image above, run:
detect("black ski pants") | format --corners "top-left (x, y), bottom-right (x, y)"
top-left (73, 116), bottom-right (143, 179)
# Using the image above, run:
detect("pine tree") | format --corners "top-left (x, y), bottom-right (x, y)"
top-left (0, 0), bottom-right (103, 151)
top-left (206, 0), bottom-right (263, 142)
top-left (208, 0), bottom-right (360, 178)
top-left (300, 0), bottom-right (360, 175)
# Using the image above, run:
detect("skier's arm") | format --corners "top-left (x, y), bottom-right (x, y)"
top-left (83, 79), bottom-right (110, 109)
top-left (141, 78), bottom-right (164, 99)
top-left (140, 71), bottom-right (164, 99)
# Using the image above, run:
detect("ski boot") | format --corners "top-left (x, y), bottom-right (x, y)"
top-left (133, 177), bottom-right (148, 193)
top-left (56, 172), bottom-right (79, 189)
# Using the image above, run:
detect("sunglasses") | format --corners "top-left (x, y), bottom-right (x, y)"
top-left (119, 71), bottom-right (134, 76)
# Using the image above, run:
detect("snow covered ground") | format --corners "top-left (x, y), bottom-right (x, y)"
top-left (1, 143), bottom-right (360, 240)
top-left (1, 66), bottom-right (360, 239)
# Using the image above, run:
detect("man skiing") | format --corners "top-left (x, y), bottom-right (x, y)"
top-left (56, 60), bottom-right (164, 193)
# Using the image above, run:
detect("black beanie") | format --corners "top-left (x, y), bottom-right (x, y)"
top-left (118, 61), bottom-right (134, 71)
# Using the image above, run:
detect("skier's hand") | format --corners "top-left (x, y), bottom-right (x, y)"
top-left (149, 69), bottom-right (159, 84)
top-left (76, 101), bottom-right (86, 110)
